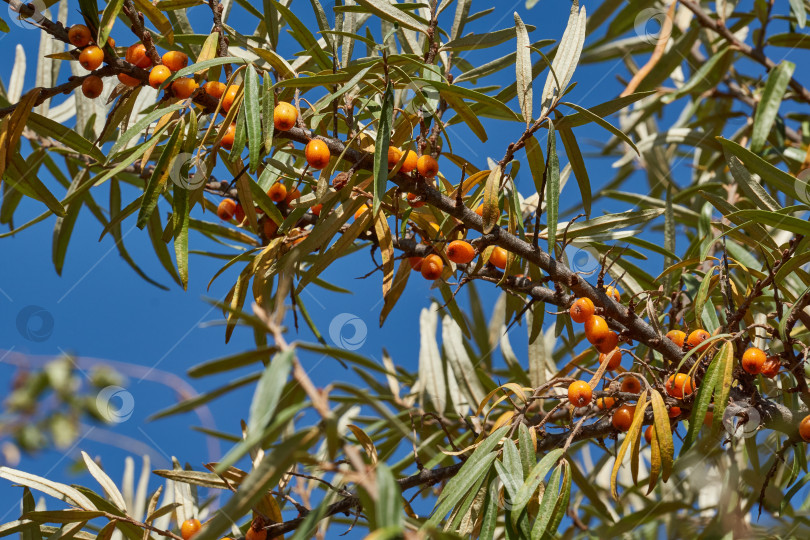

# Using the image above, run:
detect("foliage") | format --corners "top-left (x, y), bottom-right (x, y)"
top-left (2, 0), bottom-right (810, 538)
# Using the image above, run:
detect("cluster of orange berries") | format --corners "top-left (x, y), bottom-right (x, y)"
top-left (568, 287), bottom-right (622, 355)
top-left (67, 24), bottom-right (110, 99)
top-left (216, 181), bottom-right (301, 239)
top-left (179, 518), bottom-right (258, 540)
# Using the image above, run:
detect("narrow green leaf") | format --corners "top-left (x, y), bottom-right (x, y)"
top-left (557, 123), bottom-right (590, 217)
top-left (247, 350), bottom-right (294, 436)
top-left (514, 13), bottom-right (533, 126)
top-left (545, 120), bottom-right (559, 254)
top-left (482, 166), bottom-right (502, 234)
top-left (373, 80), bottom-right (394, 215)
top-left (751, 61), bottom-right (795, 153)
top-left (136, 120), bottom-right (183, 228)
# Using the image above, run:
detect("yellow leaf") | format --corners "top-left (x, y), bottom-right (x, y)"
top-left (347, 424), bottom-right (378, 465)
top-left (611, 390), bottom-right (649, 500)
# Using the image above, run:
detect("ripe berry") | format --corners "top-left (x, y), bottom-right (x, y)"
top-left (761, 355), bottom-right (780, 378)
top-left (149, 65), bottom-right (172, 89)
top-left (407, 192), bottom-right (424, 208)
top-left (203, 81), bottom-right (226, 99)
top-left (408, 257), bottom-right (424, 272)
top-left (644, 425), bottom-right (654, 444)
top-left (665, 373), bottom-right (694, 399)
top-left (305, 139), bottom-right (330, 170)
top-left (417, 155), bottom-right (439, 178)
top-left (68, 25), bottom-right (91, 48)
top-left (234, 203), bottom-right (245, 223)
top-left (220, 124), bottom-right (236, 150)
top-left (621, 377), bottom-right (641, 394)
top-left (400, 150), bottom-right (418, 173)
top-left (354, 205), bottom-right (369, 220)
top-left (799, 415), bottom-right (810, 442)
top-left (489, 246), bottom-right (507, 269)
top-left (668, 406), bottom-right (681, 418)
top-left (245, 526), bottom-right (266, 540)
top-left (263, 218), bottom-right (279, 238)
top-left (569, 297), bottom-right (595, 324)
top-left (117, 73), bottom-right (141, 87)
top-left (596, 331), bottom-right (619, 354)
top-left (172, 77), bottom-right (198, 99)
top-left (387, 147), bottom-right (403, 170)
top-left (666, 330), bottom-right (686, 348)
top-left (81, 75), bottom-right (103, 99)
top-left (78, 46), bottom-right (104, 71)
top-left (605, 285), bottom-right (621, 302)
top-left (446, 240), bottom-right (475, 264)
top-left (311, 203), bottom-right (323, 216)
top-left (273, 101), bottom-right (298, 131)
top-left (612, 405), bottom-right (635, 431)
top-left (217, 199), bottom-right (237, 220)
top-left (284, 188), bottom-right (301, 205)
top-left (125, 43), bottom-right (152, 68)
top-left (596, 396), bottom-right (615, 409)
top-left (268, 183), bottom-right (287, 203)
top-left (221, 85), bottom-right (239, 112)
top-left (600, 348), bottom-right (622, 371)
top-left (741, 347), bottom-right (766, 375)
top-left (567, 381), bottom-right (592, 407)
top-left (686, 329), bottom-right (711, 352)
top-left (161, 50), bottom-right (188, 72)
top-left (474, 204), bottom-right (484, 216)
top-left (421, 254), bottom-right (443, 280)
top-left (180, 519), bottom-right (201, 540)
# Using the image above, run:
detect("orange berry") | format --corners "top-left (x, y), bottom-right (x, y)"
top-left (263, 218), bottom-right (279, 238)
top-left (666, 330), bottom-right (686, 348)
top-left (704, 411), bottom-right (714, 427)
top-left (741, 347), bottom-right (767, 375)
top-left (311, 203), bottom-right (323, 216)
top-left (234, 203), bottom-right (245, 223)
top-left (668, 406), bottom-right (681, 418)
top-left (417, 155), bottom-right (439, 178)
top-left (81, 75), bottom-right (103, 99)
top-left (245, 527), bottom-right (266, 540)
top-left (799, 415), bottom-right (810, 442)
top-left (665, 373), bottom-right (694, 399)
top-left (621, 377), bottom-right (641, 394)
top-left (125, 43), bottom-right (152, 68)
top-left (387, 146), bottom-right (403, 169)
top-left (117, 73), bottom-right (141, 87)
top-left (78, 46), bottom-right (104, 71)
top-left (149, 65), bottom-right (172, 89)
top-left (569, 297), bottom-right (595, 323)
top-left (474, 204), bottom-right (484, 216)
top-left (305, 139), bottom-right (331, 170)
top-left (644, 425), bottom-right (654, 444)
top-left (595, 331), bottom-right (619, 354)
top-left (686, 329), bottom-right (711, 353)
top-left (180, 519), bottom-right (201, 540)
top-left (220, 124), bottom-right (236, 150)
top-left (284, 188), bottom-right (301, 205)
top-left (407, 192), bottom-right (425, 208)
top-left (273, 101), bottom-right (298, 131)
top-left (421, 254), bottom-right (443, 280)
top-left (401, 150), bottom-right (418, 173)
top-left (217, 199), bottom-right (237, 220)
top-left (446, 240), bottom-right (475, 264)
top-left (600, 348), bottom-right (622, 371)
top-left (354, 205), bottom-right (369, 220)
top-left (267, 183), bottom-right (287, 203)
top-left (489, 246), bottom-right (507, 269)
top-left (761, 355), bottom-right (780, 378)
top-left (172, 77), bottom-right (198, 99)
top-left (68, 25), bottom-right (91, 48)
top-left (106, 37), bottom-right (115, 48)
top-left (203, 81), bottom-right (226, 99)
top-left (221, 85), bottom-right (239, 112)
top-left (567, 381), bottom-right (592, 407)
top-left (612, 405), bottom-right (635, 432)
top-left (596, 396), bottom-right (615, 409)
top-left (584, 315), bottom-right (609, 344)
top-left (605, 285), bottom-right (621, 302)
top-left (408, 257), bottom-right (424, 272)
top-left (161, 50), bottom-right (188, 72)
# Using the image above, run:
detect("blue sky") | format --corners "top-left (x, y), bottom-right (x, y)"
top-left (1, 0), bottom-right (805, 535)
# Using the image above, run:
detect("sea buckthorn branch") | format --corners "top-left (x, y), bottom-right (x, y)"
top-left (206, 0), bottom-right (232, 79)
top-left (121, 0), bottom-right (162, 67)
